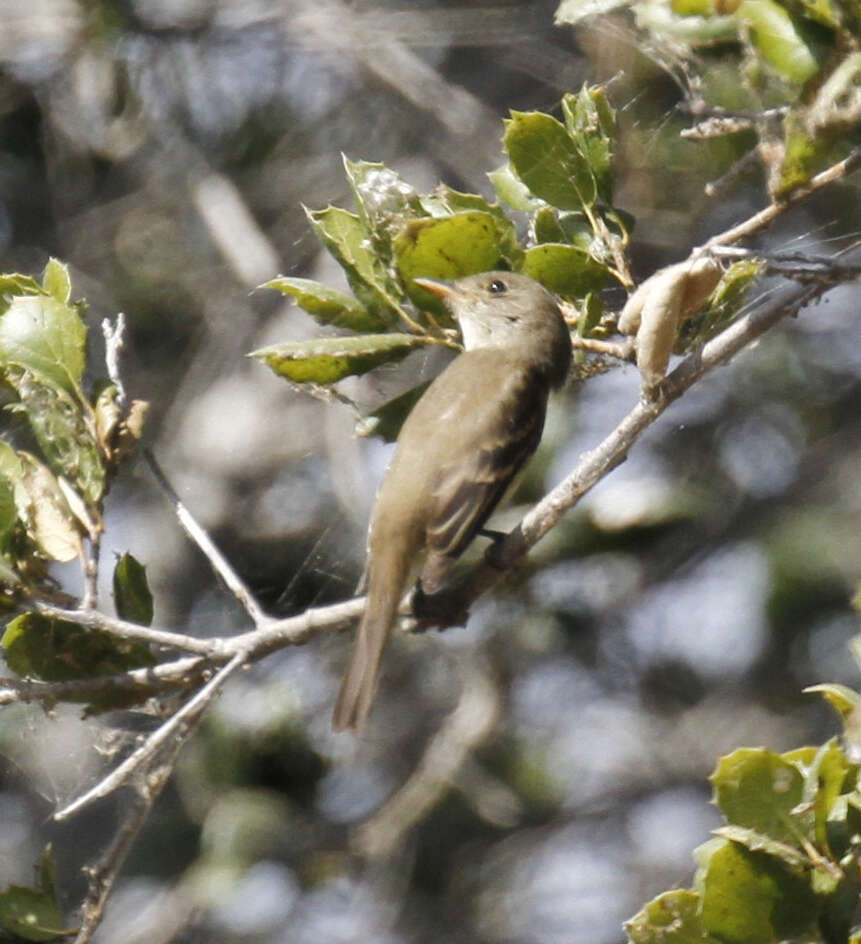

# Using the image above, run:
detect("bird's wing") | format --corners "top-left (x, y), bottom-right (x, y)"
top-left (425, 365), bottom-right (547, 564)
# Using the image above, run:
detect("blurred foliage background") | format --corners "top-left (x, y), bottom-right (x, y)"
top-left (0, 0), bottom-right (860, 942)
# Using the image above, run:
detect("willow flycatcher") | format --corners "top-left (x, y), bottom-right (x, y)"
top-left (333, 271), bottom-right (572, 731)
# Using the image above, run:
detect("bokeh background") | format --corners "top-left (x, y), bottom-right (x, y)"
top-left (1, 1), bottom-right (860, 942)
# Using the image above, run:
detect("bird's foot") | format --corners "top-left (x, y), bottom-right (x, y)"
top-left (410, 578), bottom-right (470, 631)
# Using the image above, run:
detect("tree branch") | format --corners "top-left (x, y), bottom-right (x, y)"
top-left (55, 650), bottom-right (247, 820)
top-left (32, 602), bottom-right (225, 656)
top-left (142, 450), bottom-right (272, 629)
top-left (705, 147), bottom-right (861, 249)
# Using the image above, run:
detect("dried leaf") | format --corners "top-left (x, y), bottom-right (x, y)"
top-left (619, 257), bottom-right (722, 391)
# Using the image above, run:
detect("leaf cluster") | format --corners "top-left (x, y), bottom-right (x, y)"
top-left (254, 83), bottom-right (771, 413)
top-left (627, 687), bottom-right (861, 944)
top-left (0, 262), bottom-right (140, 580)
top-left (251, 87), bottom-right (636, 432)
top-left (0, 263), bottom-right (155, 717)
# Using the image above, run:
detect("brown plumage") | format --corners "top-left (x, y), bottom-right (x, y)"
top-left (332, 271), bottom-right (572, 731)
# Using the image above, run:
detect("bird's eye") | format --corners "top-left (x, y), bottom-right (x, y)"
top-left (488, 278), bottom-right (507, 294)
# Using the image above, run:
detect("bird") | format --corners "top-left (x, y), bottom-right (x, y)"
top-left (332, 271), bottom-right (572, 731)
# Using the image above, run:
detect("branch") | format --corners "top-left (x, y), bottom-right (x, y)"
top-left (74, 793), bottom-right (154, 944)
top-left (55, 650), bottom-right (247, 820)
top-left (0, 597), bottom-right (366, 709)
top-left (142, 450), bottom-right (272, 629)
top-left (0, 655), bottom-right (206, 707)
top-left (102, 313), bottom-right (127, 406)
top-left (706, 147), bottom-right (861, 248)
top-left (72, 728), bottom-right (188, 944)
top-left (32, 602), bottom-right (223, 656)
top-left (37, 152), bottom-right (854, 680)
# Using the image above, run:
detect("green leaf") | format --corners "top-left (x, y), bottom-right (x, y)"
top-left (695, 838), bottom-right (820, 944)
top-left (1, 612), bottom-right (155, 683)
top-left (712, 825), bottom-right (810, 874)
top-left (777, 110), bottom-right (834, 195)
top-left (93, 381), bottom-right (122, 454)
top-left (41, 258), bottom-right (71, 305)
top-left (604, 206), bottom-right (635, 243)
top-left (634, 3), bottom-right (739, 42)
top-left (0, 440), bottom-right (28, 520)
top-left (805, 683), bottom-right (861, 721)
top-left (35, 847), bottom-right (57, 904)
top-left (355, 381), bottom-right (432, 442)
top-left (0, 473), bottom-right (17, 556)
top-left (736, 0), bottom-right (821, 84)
top-left (113, 553), bottom-right (154, 626)
top-left (578, 292), bottom-right (604, 336)
top-left (522, 244), bottom-right (611, 298)
top-left (304, 205), bottom-right (400, 325)
top-left (710, 748), bottom-right (805, 845)
top-left (0, 884), bottom-right (67, 942)
top-left (488, 163), bottom-right (544, 212)
top-left (13, 372), bottom-right (105, 505)
top-left (532, 208), bottom-right (594, 248)
top-left (262, 276), bottom-right (385, 332)
top-left (251, 333), bottom-right (427, 385)
top-left (0, 294), bottom-right (87, 395)
top-left (777, 53), bottom-right (861, 196)
top-left (795, 0), bottom-right (841, 26)
top-left (395, 212), bottom-right (516, 313)
top-left (817, 863), bottom-right (861, 944)
top-left (532, 207), bottom-right (567, 244)
top-left (0, 274), bottom-right (44, 314)
top-left (561, 85), bottom-right (616, 204)
top-left (673, 0), bottom-right (717, 14)
top-left (503, 110), bottom-right (596, 209)
top-left (801, 740), bottom-right (856, 855)
top-left (679, 258), bottom-right (763, 349)
top-left (625, 889), bottom-right (721, 944)
top-left (422, 186), bottom-right (525, 269)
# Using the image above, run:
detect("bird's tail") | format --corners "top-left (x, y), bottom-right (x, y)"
top-left (332, 546), bottom-right (409, 731)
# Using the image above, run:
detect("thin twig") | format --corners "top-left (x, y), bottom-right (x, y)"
top-left (705, 147), bottom-right (861, 249)
top-left (708, 244), bottom-right (861, 282)
top-left (102, 313), bottom-right (127, 406)
top-left (32, 602), bottom-right (226, 656)
top-left (73, 732), bottom-right (187, 944)
top-left (142, 450), bottom-right (272, 629)
top-left (55, 650), bottom-right (247, 820)
top-left (0, 655), bottom-right (206, 708)
top-left (453, 279), bottom-right (826, 602)
top-left (0, 596), bottom-right (367, 710)
top-left (569, 336), bottom-right (634, 359)
top-left (74, 793), bottom-right (153, 944)
top-left (79, 533), bottom-right (100, 612)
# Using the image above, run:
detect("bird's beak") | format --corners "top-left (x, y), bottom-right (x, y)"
top-left (413, 277), bottom-right (457, 300)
